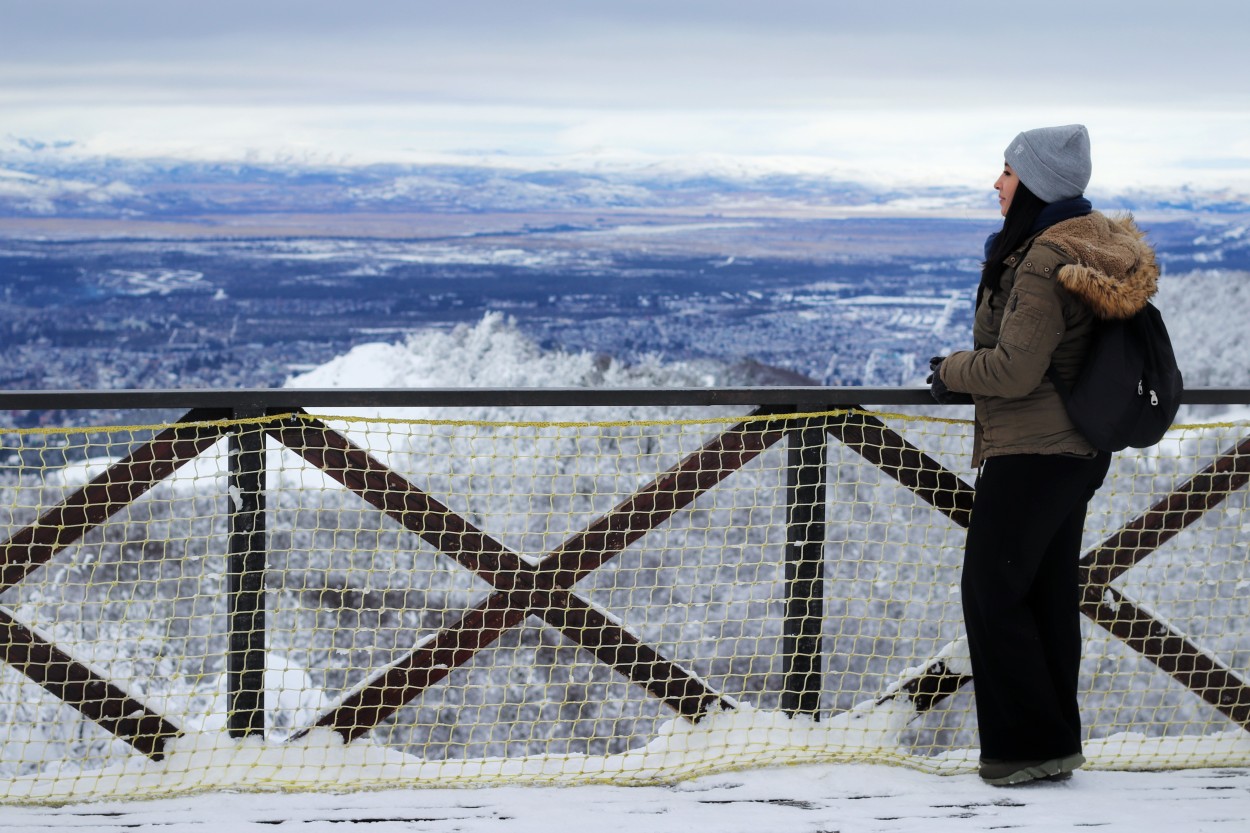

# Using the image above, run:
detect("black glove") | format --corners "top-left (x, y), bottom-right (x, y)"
top-left (927, 356), bottom-right (973, 405)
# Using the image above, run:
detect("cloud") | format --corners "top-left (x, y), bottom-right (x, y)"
top-left (2, 1), bottom-right (1249, 190)
top-left (5, 1), bottom-right (1249, 110)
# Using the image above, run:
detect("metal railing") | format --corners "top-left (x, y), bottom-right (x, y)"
top-left (0, 386), bottom-right (1245, 411)
top-left (1, 386), bottom-right (1247, 760)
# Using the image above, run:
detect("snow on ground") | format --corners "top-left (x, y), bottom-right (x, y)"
top-left (3, 704), bottom-right (1250, 832)
top-left (7, 699), bottom-right (1249, 803)
top-left (2, 764), bottom-right (1248, 833)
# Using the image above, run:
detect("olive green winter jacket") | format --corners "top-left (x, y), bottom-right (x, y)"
top-left (939, 212), bottom-right (1160, 466)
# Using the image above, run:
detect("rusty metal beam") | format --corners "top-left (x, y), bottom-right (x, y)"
top-left (268, 414), bottom-right (515, 579)
top-left (276, 409), bottom-right (787, 740)
top-left (1072, 436), bottom-right (1250, 732)
top-left (543, 412), bottom-right (791, 584)
top-left (825, 408), bottom-right (975, 526)
top-left (300, 587), bottom-right (727, 743)
top-left (870, 433), bottom-right (1250, 724)
top-left (0, 409), bottom-right (229, 592)
top-left (0, 409), bottom-right (225, 755)
top-left (1081, 585), bottom-right (1250, 730)
top-left (827, 408), bottom-right (976, 713)
top-left (1082, 436), bottom-right (1250, 587)
top-left (0, 608), bottom-right (181, 760)
top-left (875, 658), bottom-right (972, 714)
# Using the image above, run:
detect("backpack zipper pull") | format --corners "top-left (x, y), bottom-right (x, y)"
top-left (1150, 389), bottom-right (1159, 406)
top-left (1138, 380), bottom-right (1144, 396)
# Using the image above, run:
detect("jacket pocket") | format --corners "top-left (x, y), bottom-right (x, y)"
top-left (998, 295), bottom-right (1044, 353)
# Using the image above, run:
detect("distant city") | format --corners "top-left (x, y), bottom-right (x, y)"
top-left (1, 153), bottom-right (1247, 427)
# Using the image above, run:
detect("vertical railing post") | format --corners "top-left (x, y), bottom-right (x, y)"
top-left (228, 406), bottom-right (268, 738)
top-left (781, 415), bottom-right (827, 718)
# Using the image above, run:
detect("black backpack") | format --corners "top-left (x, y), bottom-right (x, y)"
top-left (1049, 302), bottom-right (1184, 452)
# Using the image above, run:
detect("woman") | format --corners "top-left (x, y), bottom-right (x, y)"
top-left (929, 124), bottom-right (1160, 786)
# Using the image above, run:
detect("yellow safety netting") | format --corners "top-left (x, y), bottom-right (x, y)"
top-left (0, 407), bottom-right (1247, 804)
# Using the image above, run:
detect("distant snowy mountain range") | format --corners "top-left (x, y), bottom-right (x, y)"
top-left (2, 139), bottom-right (1248, 219)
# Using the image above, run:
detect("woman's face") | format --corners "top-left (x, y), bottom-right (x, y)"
top-left (995, 163), bottom-right (1019, 217)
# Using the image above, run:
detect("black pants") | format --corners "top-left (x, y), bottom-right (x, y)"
top-left (962, 451), bottom-right (1111, 761)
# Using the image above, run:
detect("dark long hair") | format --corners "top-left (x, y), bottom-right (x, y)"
top-left (980, 181), bottom-right (1048, 295)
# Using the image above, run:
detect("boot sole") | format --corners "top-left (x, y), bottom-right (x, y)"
top-left (980, 753), bottom-right (1086, 786)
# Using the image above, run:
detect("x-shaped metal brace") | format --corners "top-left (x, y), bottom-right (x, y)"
top-left (273, 408), bottom-right (792, 742)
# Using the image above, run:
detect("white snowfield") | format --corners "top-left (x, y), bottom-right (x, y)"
top-left (2, 763), bottom-right (1248, 833)
top-left (2, 704), bottom-right (1250, 831)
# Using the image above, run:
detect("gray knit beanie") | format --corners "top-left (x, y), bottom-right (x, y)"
top-left (1005, 124), bottom-right (1091, 203)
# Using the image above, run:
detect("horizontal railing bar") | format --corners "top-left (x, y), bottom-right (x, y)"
top-left (0, 386), bottom-right (1246, 411)
top-left (0, 387), bottom-right (927, 409)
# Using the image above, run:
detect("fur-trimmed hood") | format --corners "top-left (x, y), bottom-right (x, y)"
top-left (1036, 212), bottom-right (1159, 320)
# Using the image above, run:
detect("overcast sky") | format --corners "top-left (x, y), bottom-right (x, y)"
top-left (3, 1), bottom-right (1249, 190)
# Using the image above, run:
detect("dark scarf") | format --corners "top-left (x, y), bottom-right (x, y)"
top-left (983, 196), bottom-right (1093, 259)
